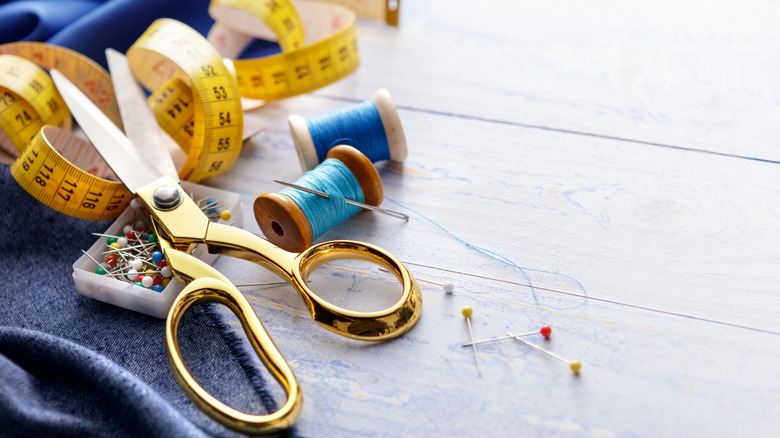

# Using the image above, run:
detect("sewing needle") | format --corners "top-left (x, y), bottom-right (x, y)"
top-left (273, 180), bottom-right (410, 221)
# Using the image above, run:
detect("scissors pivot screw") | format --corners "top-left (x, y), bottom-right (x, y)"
top-left (152, 185), bottom-right (183, 211)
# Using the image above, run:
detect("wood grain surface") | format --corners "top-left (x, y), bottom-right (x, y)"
top-left (201, 1), bottom-right (780, 436)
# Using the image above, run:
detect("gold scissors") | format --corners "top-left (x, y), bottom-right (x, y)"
top-left (50, 53), bottom-right (422, 435)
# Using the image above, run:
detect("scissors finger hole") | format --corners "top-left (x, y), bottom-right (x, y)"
top-left (173, 302), bottom-right (277, 415)
top-left (303, 258), bottom-right (403, 313)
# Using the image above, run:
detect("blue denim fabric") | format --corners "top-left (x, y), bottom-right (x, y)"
top-left (0, 164), bottom-right (284, 437)
top-left (0, 327), bottom-right (203, 437)
top-left (0, 2), bottom-right (294, 435)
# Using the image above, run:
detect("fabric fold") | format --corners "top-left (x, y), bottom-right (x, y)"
top-left (0, 1), bottom-right (102, 43)
top-left (0, 163), bottom-right (284, 437)
top-left (0, 326), bottom-right (207, 437)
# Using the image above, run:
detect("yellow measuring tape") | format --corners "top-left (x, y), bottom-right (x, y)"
top-left (0, 45), bottom-right (133, 220)
top-left (151, 0), bottom-right (361, 149)
top-left (0, 33), bottom-right (244, 218)
top-left (141, 0), bottom-right (364, 179)
top-left (0, 16), bottom-right (247, 217)
top-left (11, 125), bottom-right (132, 220)
top-left (0, 54), bottom-right (70, 149)
top-left (127, 18), bottom-right (244, 183)
top-left (208, 0), bottom-right (360, 101)
top-left (1, 0), bottom-right (399, 220)
top-left (139, 0), bottom-right (361, 178)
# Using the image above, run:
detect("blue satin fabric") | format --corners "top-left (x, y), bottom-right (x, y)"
top-left (0, 0), bottom-right (214, 67)
top-left (0, 0), bottom-right (280, 68)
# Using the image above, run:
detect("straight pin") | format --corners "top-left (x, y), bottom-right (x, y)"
top-left (91, 232), bottom-right (124, 239)
top-left (377, 267), bottom-right (457, 294)
top-left (81, 250), bottom-right (104, 271)
top-left (461, 326), bottom-right (551, 347)
top-left (462, 306), bottom-right (482, 377)
top-left (102, 241), bottom-right (157, 254)
top-left (234, 281), bottom-right (288, 288)
top-left (274, 180), bottom-right (410, 221)
top-left (103, 270), bottom-right (161, 277)
top-left (508, 332), bottom-right (581, 375)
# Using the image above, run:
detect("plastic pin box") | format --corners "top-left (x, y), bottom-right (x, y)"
top-left (72, 181), bottom-right (243, 318)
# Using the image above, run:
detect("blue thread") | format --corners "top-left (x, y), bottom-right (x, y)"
top-left (281, 159), bottom-right (364, 240)
top-left (306, 99), bottom-right (391, 163)
top-left (384, 197), bottom-right (589, 310)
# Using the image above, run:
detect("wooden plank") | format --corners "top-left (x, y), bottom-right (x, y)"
top-left (230, 97), bottom-right (780, 333)
top-left (208, 93), bottom-right (780, 436)
top-left (316, 0), bottom-right (780, 162)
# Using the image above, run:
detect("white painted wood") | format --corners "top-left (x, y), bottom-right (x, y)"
top-left (202, 1), bottom-right (780, 436)
top-left (317, 0), bottom-right (780, 162)
top-left (207, 101), bottom-right (780, 437)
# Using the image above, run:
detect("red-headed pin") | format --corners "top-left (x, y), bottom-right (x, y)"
top-left (462, 326), bottom-right (552, 347)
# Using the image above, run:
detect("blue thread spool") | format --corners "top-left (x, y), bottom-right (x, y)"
top-left (288, 88), bottom-right (408, 172)
top-left (254, 145), bottom-right (384, 252)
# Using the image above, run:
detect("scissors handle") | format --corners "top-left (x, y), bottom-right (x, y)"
top-left (205, 222), bottom-right (423, 340)
top-left (164, 249), bottom-right (302, 434)
top-left (137, 178), bottom-right (422, 340)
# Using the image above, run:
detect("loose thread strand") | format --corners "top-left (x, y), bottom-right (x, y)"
top-left (384, 197), bottom-right (588, 310)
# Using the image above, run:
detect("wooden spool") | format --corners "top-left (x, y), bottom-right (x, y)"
top-left (288, 88), bottom-right (408, 172)
top-left (253, 145), bottom-right (384, 252)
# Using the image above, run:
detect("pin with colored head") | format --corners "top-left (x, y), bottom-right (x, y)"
top-left (462, 325), bottom-right (552, 347)
top-left (507, 332), bottom-right (581, 375)
top-left (462, 306), bottom-right (482, 377)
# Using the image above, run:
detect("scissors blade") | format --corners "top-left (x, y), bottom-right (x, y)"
top-left (50, 69), bottom-right (163, 194)
top-left (105, 48), bottom-right (179, 181)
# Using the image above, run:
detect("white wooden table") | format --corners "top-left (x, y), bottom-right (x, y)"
top-left (202, 1), bottom-right (780, 436)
